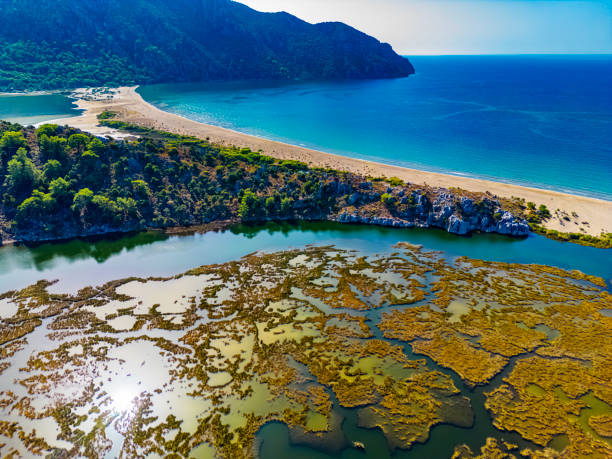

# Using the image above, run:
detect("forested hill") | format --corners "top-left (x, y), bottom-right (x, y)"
top-left (0, 0), bottom-right (414, 91)
top-left (0, 118), bottom-right (534, 244)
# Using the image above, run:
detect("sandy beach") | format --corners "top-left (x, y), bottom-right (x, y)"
top-left (47, 86), bottom-right (612, 238)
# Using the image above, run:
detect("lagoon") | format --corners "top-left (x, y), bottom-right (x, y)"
top-left (0, 221), bottom-right (609, 296)
top-left (0, 92), bottom-right (80, 125)
top-left (0, 222), bottom-right (610, 458)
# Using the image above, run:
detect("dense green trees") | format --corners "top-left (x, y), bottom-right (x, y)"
top-left (0, 0), bottom-right (413, 91)
top-left (68, 134), bottom-right (90, 153)
top-left (6, 148), bottom-right (42, 197)
top-left (16, 190), bottom-right (55, 229)
top-left (49, 178), bottom-right (73, 203)
top-left (43, 160), bottom-right (64, 182)
top-left (39, 135), bottom-right (68, 162)
top-left (0, 131), bottom-right (28, 166)
top-left (0, 120), bottom-right (344, 241)
top-left (238, 190), bottom-right (263, 220)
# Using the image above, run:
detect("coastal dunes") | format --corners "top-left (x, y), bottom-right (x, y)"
top-left (50, 86), bottom-right (612, 238)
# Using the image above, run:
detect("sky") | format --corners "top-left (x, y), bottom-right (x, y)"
top-left (238, 0), bottom-right (612, 55)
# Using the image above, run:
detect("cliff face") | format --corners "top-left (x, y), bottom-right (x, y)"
top-left (0, 0), bottom-right (414, 90)
top-left (335, 185), bottom-right (530, 237)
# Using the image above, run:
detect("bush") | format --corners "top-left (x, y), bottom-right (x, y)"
top-left (49, 178), bottom-right (73, 203)
top-left (16, 190), bottom-right (55, 229)
top-left (280, 197), bottom-right (293, 215)
top-left (72, 188), bottom-right (94, 213)
top-left (91, 195), bottom-right (119, 222)
top-left (537, 204), bottom-right (551, 219)
top-left (381, 193), bottom-right (395, 207)
top-left (43, 159), bottom-right (63, 182)
top-left (39, 135), bottom-right (68, 162)
top-left (117, 197), bottom-right (138, 219)
top-left (265, 196), bottom-right (277, 214)
top-left (0, 131), bottom-right (27, 164)
top-left (36, 124), bottom-right (59, 138)
top-left (68, 134), bottom-right (90, 153)
top-left (98, 111), bottom-right (117, 120)
top-left (238, 190), bottom-right (263, 220)
top-left (131, 180), bottom-right (150, 199)
top-left (5, 148), bottom-right (41, 195)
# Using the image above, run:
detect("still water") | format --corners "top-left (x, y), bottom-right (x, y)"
top-left (0, 222), bottom-right (610, 457)
top-left (0, 92), bottom-right (80, 125)
top-left (1, 222), bottom-right (610, 294)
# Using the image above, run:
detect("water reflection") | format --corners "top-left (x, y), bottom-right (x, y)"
top-left (0, 222), bottom-right (610, 295)
top-left (4, 231), bottom-right (168, 269)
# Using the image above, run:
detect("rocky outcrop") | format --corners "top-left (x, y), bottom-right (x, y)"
top-left (335, 186), bottom-right (530, 237)
top-left (0, 124), bottom-right (529, 245)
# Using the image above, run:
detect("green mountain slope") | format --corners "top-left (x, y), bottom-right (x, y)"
top-left (0, 0), bottom-right (414, 90)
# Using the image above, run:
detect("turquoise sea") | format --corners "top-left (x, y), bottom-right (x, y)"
top-left (138, 55), bottom-right (612, 200)
top-left (2, 56), bottom-right (610, 200)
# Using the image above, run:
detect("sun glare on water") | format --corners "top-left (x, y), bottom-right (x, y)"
top-left (111, 386), bottom-right (139, 413)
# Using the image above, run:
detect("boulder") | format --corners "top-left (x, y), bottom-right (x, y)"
top-left (447, 215), bottom-right (471, 235)
top-left (347, 193), bottom-right (361, 206)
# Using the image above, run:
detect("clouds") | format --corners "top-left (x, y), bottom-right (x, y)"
top-left (240, 0), bottom-right (612, 54)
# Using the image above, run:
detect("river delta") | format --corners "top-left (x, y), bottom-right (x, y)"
top-left (0, 224), bottom-right (610, 458)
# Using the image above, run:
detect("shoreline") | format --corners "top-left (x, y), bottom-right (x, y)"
top-left (44, 86), bottom-right (612, 238)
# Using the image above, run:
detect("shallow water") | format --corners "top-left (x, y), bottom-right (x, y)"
top-left (0, 92), bottom-right (80, 125)
top-left (0, 222), bottom-right (610, 295)
top-left (0, 223), bottom-right (610, 458)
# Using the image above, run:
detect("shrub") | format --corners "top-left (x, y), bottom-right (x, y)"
top-left (131, 180), bottom-right (151, 199)
top-left (538, 204), bottom-right (551, 219)
top-left (381, 193), bottom-right (395, 207)
top-left (72, 188), bottom-right (94, 213)
top-left (280, 197), bottom-right (294, 215)
top-left (265, 196), bottom-right (277, 214)
top-left (16, 190), bottom-right (55, 228)
top-left (49, 178), bottom-right (73, 203)
top-left (0, 131), bottom-right (27, 163)
top-left (68, 134), bottom-right (90, 153)
top-left (238, 190), bottom-right (263, 220)
top-left (5, 148), bottom-right (41, 195)
top-left (36, 124), bottom-right (59, 138)
top-left (40, 135), bottom-right (67, 162)
top-left (43, 159), bottom-right (63, 182)
top-left (98, 111), bottom-right (117, 120)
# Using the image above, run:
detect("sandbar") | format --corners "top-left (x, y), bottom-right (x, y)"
top-left (45, 86), bottom-right (612, 237)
